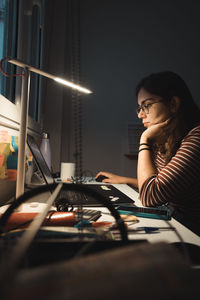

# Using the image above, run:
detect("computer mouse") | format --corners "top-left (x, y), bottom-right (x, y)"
top-left (95, 175), bottom-right (109, 182)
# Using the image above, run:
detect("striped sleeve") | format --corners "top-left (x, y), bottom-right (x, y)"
top-left (140, 125), bottom-right (200, 207)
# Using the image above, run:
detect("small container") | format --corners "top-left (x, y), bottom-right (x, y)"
top-left (60, 162), bottom-right (75, 180)
top-left (40, 132), bottom-right (51, 170)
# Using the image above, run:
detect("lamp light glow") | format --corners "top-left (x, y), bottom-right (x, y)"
top-left (8, 58), bottom-right (92, 94)
top-left (54, 77), bottom-right (92, 94)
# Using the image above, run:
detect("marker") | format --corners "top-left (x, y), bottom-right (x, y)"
top-left (74, 220), bottom-right (113, 228)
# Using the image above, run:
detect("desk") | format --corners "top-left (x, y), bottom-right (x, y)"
top-left (117, 184), bottom-right (200, 246)
top-left (1, 183), bottom-right (199, 247)
top-left (1, 183), bottom-right (200, 299)
top-left (86, 183), bottom-right (200, 247)
top-left (114, 184), bottom-right (200, 246)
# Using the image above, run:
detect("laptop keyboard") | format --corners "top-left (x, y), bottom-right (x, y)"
top-left (54, 184), bottom-right (135, 207)
top-left (55, 190), bottom-right (100, 206)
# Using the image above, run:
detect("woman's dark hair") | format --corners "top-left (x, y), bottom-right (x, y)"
top-left (136, 71), bottom-right (200, 131)
top-left (136, 71), bottom-right (200, 161)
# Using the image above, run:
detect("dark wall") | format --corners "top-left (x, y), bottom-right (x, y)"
top-left (79, 0), bottom-right (200, 177)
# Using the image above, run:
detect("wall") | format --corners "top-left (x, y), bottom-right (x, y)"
top-left (78, 0), bottom-right (200, 178)
top-left (41, 0), bottom-right (82, 174)
top-left (41, 0), bottom-right (69, 173)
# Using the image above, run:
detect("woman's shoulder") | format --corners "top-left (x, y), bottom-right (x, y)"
top-left (182, 124), bottom-right (200, 144)
top-left (187, 124), bottom-right (200, 136)
top-left (176, 124), bottom-right (200, 159)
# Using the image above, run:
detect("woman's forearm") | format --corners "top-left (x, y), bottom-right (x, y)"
top-left (137, 136), bottom-right (157, 191)
top-left (124, 177), bottom-right (138, 187)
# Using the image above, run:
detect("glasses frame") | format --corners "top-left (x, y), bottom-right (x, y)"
top-left (136, 97), bottom-right (163, 115)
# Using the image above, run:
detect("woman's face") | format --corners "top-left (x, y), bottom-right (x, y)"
top-left (137, 88), bottom-right (172, 128)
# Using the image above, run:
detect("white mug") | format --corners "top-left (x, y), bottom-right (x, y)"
top-left (60, 162), bottom-right (75, 180)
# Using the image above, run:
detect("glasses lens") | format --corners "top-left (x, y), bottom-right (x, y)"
top-left (136, 105), bottom-right (149, 115)
top-left (143, 105), bottom-right (149, 114)
top-left (136, 107), bottom-right (140, 114)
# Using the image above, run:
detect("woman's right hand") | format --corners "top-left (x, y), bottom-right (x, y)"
top-left (140, 117), bottom-right (173, 144)
top-left (95, 171), bottom-right (127, 184)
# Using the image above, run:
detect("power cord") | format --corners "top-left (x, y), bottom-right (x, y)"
top-left (0, 183), bottom-right (128, 240)
top-left (0, 57), bottom-right (24, 77)
top-left (0, 183), bottom-right (128, 299)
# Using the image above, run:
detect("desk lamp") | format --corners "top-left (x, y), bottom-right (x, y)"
top-left (0, 57), bottom-right (92, 198)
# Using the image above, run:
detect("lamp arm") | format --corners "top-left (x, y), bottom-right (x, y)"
top-left (8, 58), bottom-right (92, 94)
top-left (8, 58), bottom-right (55, 80)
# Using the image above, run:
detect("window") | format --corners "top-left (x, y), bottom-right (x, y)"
top-left (0, 1), bottom-right (43, 123)
top-left (0, 0), bottom-right (42, 134)
top-left (0, 0), bottom-right (18, 102)
top-left (28, 4), bottom-right (42, 121)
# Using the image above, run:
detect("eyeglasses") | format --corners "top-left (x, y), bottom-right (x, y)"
top-left (136, 98), bottom-right (163, 115)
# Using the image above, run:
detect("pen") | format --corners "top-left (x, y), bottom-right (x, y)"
top-left (56, 178), bottom-right (72, 182)
top-left (132, 226), bottom-right (175, 233)
top-left (134, 227), bottom-right (159, 233)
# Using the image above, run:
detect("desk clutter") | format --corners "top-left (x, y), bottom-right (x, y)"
top-left (0, 192), bottom-right (145, 274)
top-left (0, 208), bottom-right (139, 242)
top-left (0, 209), bottom-right (102, 230)
top-left (0, 182), bottom-right (200, 299)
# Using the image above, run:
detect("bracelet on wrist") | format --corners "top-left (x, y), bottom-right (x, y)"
top-left (138, 147), bottom-right (152, 153)
top-left (139, 143), bottom-right (151, 147)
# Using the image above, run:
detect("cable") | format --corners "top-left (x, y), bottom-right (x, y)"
top-left (0, 57), bottom-right (24, 77)
top-left (70, 0), bottom-right (83, 181)
top-left (69, 0), bottom-right (84, 234)
top-left (0, 184), bottom-right (62, 299)
top-left (0, 184), bottom-right (57, 233)
top-left (0, 183), bottom-right (128, 299)
top-left (0, 183), bottom-right (128, 240)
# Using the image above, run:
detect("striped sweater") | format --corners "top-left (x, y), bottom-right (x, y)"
top-left (140, 125), bottom-right (200, 233)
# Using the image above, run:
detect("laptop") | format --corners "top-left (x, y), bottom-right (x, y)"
top-left (27, 135), bottom-right (135, 206)
top-left (27, 134), bottom-right (54, 186)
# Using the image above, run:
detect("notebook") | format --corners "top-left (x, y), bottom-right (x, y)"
top-left (27, 135), bottom-right (135, 206)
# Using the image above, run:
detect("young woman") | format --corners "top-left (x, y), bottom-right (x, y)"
top-left (96, 71), bottom-right (200, 235)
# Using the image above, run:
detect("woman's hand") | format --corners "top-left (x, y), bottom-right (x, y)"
top-left (141, 118), bottom-right (173, 144)
top-left (95, 171), bottom-right (138, 187)
top-left (95, 171), bottom-right (128, 184)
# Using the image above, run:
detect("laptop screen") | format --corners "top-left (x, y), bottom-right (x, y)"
top-left (27, 135), bottom-right (54, 185)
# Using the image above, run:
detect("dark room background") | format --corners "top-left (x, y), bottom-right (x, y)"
top-left (40, 0), bottom-right (200, 177)
top-left (74, 0), bottom-right (200, 178)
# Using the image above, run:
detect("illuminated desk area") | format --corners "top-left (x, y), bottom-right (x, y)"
top-left (1, 182), bottom-right (199, 248)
